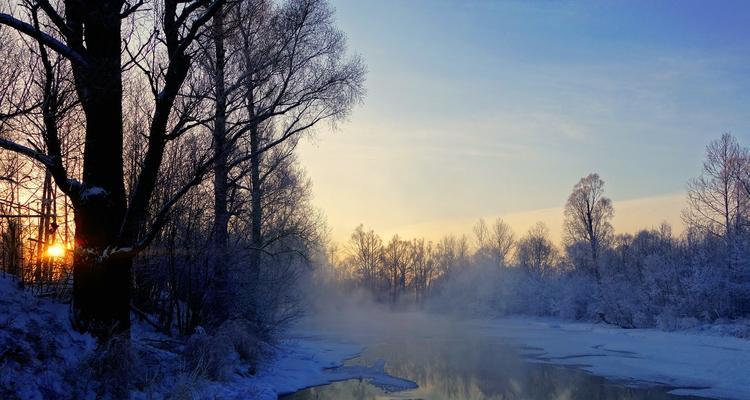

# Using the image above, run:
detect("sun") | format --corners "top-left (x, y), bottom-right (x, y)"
top-left (46, 243), bottom-right (66, 258)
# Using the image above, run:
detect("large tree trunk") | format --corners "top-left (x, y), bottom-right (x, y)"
top-left (68, 0), bottom-right (129, 337)
top-left (210, 7), bottom-right (230, 322)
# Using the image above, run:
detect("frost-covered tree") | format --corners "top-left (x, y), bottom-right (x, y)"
top-left (684, 133), bottom-right (747, 239)
top-left (683, 133), bottom-right (750, 319)
top-left (201, 0), bottom-right (365, 320)
top-left (515, 223), bottom-right (557, 278)
top-left (563, 173), bottom-right (614, 281)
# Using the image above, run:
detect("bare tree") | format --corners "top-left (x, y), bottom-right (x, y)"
top-left (685, 133), bottom-right (747, 238)
top-left (196, 0), bottom-right (364, 317)
top-left (490, 218), bottom-right (514, 267)
top-left (384, 234), bottom-right (409, 304)
top-left (347, 225), bottom-right (383, 293)
top-left (563, 173), bottom-right (613, 280)
top-left (473, 217), bottom-right (490, 251)
top-left (473, 217), bottom-right (515, 267)
top-left (435, 235), bottom-right (459, 277)
top-left (409, 238), bottom-right (434, 306)
top-left (234, 0), bottom-right (365, 284)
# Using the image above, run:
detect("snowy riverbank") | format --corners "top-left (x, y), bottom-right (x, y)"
top-left (194, 328), bottom-right (415, 399)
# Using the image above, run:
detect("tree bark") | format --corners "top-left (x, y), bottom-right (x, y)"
top-left (249, 123), bottom-right (262, 282)
top-left (68, 0), bottom-right (130, 337)
top-left (210, 7), bottom-right (230, 322)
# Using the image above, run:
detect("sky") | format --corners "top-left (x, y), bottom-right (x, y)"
top-left (297, 0), bottom-right (750, 244)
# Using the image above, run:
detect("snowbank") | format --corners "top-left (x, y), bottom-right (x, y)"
top-left (0, 276), bottom-right (95, 399)
top-left (477, 317), bottom-right (750, 399)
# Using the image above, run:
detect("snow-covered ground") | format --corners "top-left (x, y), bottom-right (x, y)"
top-left (0, 276), bottom-right (95, 399)
top-left (473, 317), bottom-right (750, 400)
top-left (0, 275), bottom-right (412, 400)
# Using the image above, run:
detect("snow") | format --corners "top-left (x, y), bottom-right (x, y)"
top-left (79, 186), bottom-right (107, 200)
top-left (0, 276), bottom-right (95, 399)
top-left (473, 317), bottom-right (750, 400)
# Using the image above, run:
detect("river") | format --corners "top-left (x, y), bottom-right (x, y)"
top-left (281, 312), bottom-right (706, 399)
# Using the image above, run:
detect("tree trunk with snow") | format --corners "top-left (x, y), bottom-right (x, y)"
top-left (66, 0), bottom-right (130, 336)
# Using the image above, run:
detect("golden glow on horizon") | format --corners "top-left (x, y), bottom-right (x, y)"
top-left (325, 192), bottom-right (687, 245)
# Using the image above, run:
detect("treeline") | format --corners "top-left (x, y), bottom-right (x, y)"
top-left (323, 134), bottom-right (750, 330)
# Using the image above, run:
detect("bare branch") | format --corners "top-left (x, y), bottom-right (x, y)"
top-left (0, 13), bottom-right (88, 67)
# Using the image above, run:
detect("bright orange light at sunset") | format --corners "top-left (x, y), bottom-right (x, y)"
top-left (46, 243), bottom-right (66, 258)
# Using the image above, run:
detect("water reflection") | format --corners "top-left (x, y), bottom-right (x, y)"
top-left (283, 333), bottom-right (703, 400)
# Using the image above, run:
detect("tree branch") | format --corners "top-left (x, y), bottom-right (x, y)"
top-left (0, 13), bottom-right (88, 67)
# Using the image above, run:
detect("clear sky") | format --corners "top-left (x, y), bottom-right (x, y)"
top-left (297, 0), bottom-right (750, 244)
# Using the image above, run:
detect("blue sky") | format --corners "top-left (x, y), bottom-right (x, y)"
top-left (297, 0), bottom-right (750, 242)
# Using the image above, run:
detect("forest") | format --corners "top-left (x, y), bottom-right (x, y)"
top-left (324, 133), bottom-right (750, 331)
top-left (0, 0), bottom-right (749, 399)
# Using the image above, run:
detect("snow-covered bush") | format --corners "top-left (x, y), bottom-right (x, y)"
top-left (74, 334), bottom-right (137, 399)
top-left (555, 273), bottom-right (597, 321)
top-left (181, 318), bottom-right (264, 383)
top-left (216, 319), bottom-right (262, 370)
top-left (183, 326), bottom-right (237, 381)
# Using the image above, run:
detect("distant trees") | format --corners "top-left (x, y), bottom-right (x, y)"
top-left (563, 173), bottom-right (614, 280)
top-left (515, 222), bottom-right (557, 278)
top-left (434, 234), bottom-right (469, 278)
top-left (384, 235), bottom-right (409, 303)
top-left (341, 227), bottom-right (443, 306)
top-left (325, 135), bottom-right (750, 330)
top-left (473, 217), bottom-right (515, 267)
top-left (409, 238), bottom-right (434, 305)
top-left (347, 225), bottom-right (383, 294)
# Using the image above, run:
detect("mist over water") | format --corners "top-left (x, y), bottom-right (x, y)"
top-left (288, 286), bottom-right (701, 400)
